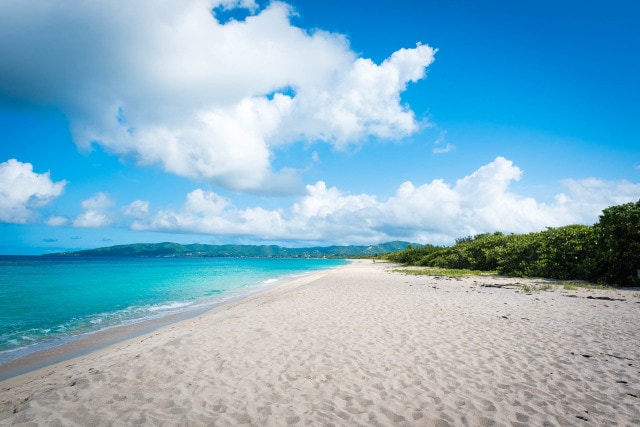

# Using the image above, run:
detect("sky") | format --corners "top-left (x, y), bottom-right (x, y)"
top-left (0, 0), bottom-right (639, 255)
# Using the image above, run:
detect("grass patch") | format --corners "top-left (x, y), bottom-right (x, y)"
top-left (558, 281), bottom-right (616, 291)
top-left (521, 283), bottom-right (555, 293)
top-left (392, 268), bottom-right (497, 277)
top-left (522, 284), bottom-right (533, 293)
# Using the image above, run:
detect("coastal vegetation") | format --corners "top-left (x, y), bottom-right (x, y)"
top-left (385, 199), bottom-right (640, 287)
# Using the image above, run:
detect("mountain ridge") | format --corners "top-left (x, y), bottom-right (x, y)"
top-left (48, 241), bottom-right (417, 258)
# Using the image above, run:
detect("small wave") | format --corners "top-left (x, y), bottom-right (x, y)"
top-left (147, 301), bottom-right (193, 312)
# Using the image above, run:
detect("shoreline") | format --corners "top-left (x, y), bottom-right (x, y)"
top-left (2, 260), bottom-right (639, 425)
top-left (0, 304), bottom-right (213, 382)
top-left (0, 263), bottom-right (345, 382)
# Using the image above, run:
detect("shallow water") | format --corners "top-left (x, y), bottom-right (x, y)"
top-left (0, 256), bottom-right (346, 364)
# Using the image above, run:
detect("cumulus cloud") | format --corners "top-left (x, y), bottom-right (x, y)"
top-left (0, 0), bottom-right (435, 194)
top-left (129, 157), bottom-right (640, 244)
top-left (553, 178), bottom-right (640, 221)
top-left (73, 193), bottom-right (115, 228)
top-left (0, 159), bottom-right (67, 223)
top-left (123, 200), bottom-right (150, 219)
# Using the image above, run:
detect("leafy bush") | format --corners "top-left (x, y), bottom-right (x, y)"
top-left (536, 225), bottom-right (596, 280)
top-left (496, 232), bottom-right (542, 277)
top-left (593, 200), bottom-right (640, 286)
top-left (384, 200), bottom-right (640, 286)
top-left (385, 244), bottom-right (443, 265)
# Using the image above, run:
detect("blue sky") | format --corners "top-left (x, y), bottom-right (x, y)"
top-left (1, 0), bottom-right (638, 254)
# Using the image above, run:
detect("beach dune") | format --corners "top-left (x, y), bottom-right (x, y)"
top-left (1, 261), bottom-right (639, 425)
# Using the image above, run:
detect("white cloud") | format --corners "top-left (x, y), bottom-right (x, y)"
top-left (129, 157), bottom-right (640, 244)
top-left (432, 130), bottom-right (454, 154)
top-left (80, 192), bottom-right (114, 211)
top-left (73, 193), bottom-right (115, 228)
top-left (0, 159), bottom-right (67, 223)
top-left (123, 200), bottom-right (150, 219)
top-left (277, 43), bottom-right (436, 149)
top-left (46, 216), bottom-right (69, 227)
top-left (432, 143), bottom-right (455, 154)
top-left (555, 178), bottom-right (640, 221)
top-left (0, 0), bottom-right (435, 194)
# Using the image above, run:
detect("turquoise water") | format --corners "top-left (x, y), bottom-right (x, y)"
top-left (0, 256), bottom-right (346, 364)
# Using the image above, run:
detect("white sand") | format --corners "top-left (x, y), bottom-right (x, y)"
top-left (1, 260), bottom-right (639, 426)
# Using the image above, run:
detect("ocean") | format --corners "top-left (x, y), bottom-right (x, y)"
top-left (0, 256), bottom-right (347, 365)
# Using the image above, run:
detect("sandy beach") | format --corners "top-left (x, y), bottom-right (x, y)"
top-left (1, 260), bottom-right (639, 426)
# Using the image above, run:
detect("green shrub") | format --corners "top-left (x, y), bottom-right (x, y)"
top-left (593, 200), bottom-right (640, 286)
top-left (384, 200), bottom-right (640, 287)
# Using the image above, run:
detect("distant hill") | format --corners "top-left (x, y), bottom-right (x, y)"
top-left (48, 241), bottom-right (417, 258)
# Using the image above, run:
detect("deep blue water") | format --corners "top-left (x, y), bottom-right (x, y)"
top-left (0, 256), bottom-right (346, 364)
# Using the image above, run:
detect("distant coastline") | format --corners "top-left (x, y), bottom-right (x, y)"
top-left (47, 241), bottom-right (417, 259)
